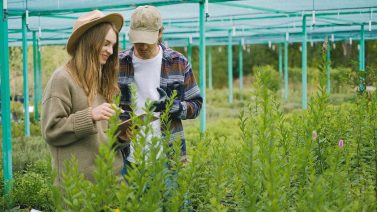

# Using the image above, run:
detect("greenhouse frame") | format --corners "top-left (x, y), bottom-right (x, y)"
top-left (1, 0), bottom-right (377, 197)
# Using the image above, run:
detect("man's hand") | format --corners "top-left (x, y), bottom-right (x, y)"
top-left (152, 87), bottom-right (183, 118)
top-left (151, 87), bottom-right (168, 112)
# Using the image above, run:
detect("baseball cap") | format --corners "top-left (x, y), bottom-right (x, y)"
top-left (128, 5), bottom-right (162, 44)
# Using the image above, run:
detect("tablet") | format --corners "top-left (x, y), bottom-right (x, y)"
top-left (115, 113), bottom-right (159, 136)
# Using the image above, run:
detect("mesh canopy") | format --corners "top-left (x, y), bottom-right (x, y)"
top-left (7, 0), bottom-right (377, 47)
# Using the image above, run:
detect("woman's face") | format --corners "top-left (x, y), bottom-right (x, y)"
top-left (99, 28), bottom-right (117, 65)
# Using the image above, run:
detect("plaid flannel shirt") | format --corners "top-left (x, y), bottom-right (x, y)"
top-left (118, 44), bottom-right (203, 157)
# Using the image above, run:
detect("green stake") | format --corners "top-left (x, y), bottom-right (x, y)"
top-left (301, 15), bottom-right (308, 109)
top-left (33, 31), bottom-right (39, 121)
top-left (208, 46), bottom-right (213, 89)
top-left (22, 13), bottom-right (30, 136)
top-left (199, 2), bottom-right (206, 133)
top-left (228, 29), bottom-right (233, 104)
top-left (1, 1), bottom-right (13, 205)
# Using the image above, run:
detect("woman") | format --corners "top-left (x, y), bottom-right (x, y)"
top-left (41, 10), bottom-right (124, 183)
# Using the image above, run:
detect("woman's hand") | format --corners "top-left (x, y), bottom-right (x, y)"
top-left (91, 103), bottom-right (116, 121)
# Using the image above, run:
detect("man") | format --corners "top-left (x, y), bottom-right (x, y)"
top-left (118, 5), bottom-right (202, 167)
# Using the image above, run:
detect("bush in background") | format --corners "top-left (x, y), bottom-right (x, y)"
top-left (254, 65), bottom-right (281, 92)
top-left (11, 160), bottom-right (54, 211)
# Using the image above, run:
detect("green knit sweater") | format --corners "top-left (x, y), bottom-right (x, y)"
top-left (41, 66), bottom-right (123, 183)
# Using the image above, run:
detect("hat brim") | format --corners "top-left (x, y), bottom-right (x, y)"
top-left (128, 29), bottom-right (158, 44)
top-left (67, 13), bottom-right (124, 55)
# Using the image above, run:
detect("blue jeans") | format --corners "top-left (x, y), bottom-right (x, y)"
top-left (121, 159), bottom-right (133, 176)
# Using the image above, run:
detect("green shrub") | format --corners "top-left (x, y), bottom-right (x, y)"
top-left (254, 65), bottom-right (281, 92)
top-left (0, 136), bottom-right (49, 172)
top-left (331, 67), bottom-right (353, 93)
top-left (11, 170), bottom-right (54, 211)
top-left (0, 122), bottom-right (41, 138)
top-left (10, 101), bottom-right (23, 121)
top-left (0, 159), bottom-right (54, 211)
top-left (1, 54), bottom-right (377, 210)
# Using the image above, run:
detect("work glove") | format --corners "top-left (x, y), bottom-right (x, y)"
top-left (151, 87), bottom-right (168, 112)
top-left (152, 87), bottom-right (183, 118)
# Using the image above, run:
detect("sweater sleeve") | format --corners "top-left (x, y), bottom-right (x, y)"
top-left (42, 96), bottom-right (98, 147)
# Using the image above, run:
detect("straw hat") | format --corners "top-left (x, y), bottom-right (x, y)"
top-left (67, 10), bottom-right (124, 55)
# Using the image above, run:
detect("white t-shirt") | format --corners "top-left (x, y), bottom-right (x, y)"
top-left (127, 46), bottom-right (163, 163)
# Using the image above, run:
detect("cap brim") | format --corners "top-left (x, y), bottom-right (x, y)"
top-left (129, 29), bottom-right (158, 44)
top-left (67, 13), bottom-right (124, 55)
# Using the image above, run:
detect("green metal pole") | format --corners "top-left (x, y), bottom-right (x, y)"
top-left (358, 42), bottom-right (361, 71)
top-left (284, 38), bottom-right (289, 100)
top-left (278, 43), bottom-right (283, 78)
top-left (37, 37), bottom-right (42, 108)
top-left (326, 40), bottom-right (331, 94)
top-left (187, 37), bottom-right (192, 65)
top-left (301, 15), bottom-right (308, 109)
top-left (359, 25), bottom-right (365, 93)
top-left (360, 25), bottom-right (365, 71)
top-left (238, 41), bottom-right (243, 91)
top-left (122, 33), bottom-right (126, 50)
top-left (227, 29), bottom-right (233, 104)
top-left (22, 13), bottom-right (30, 136)
top-left (1, 0), bottom-right (13, 202)
top-left (32, 32), bottom-right (39, 121)
top-left (208, 46), bottom-right (213, 89)
top-left (199, 2), bottom-right (206, 133)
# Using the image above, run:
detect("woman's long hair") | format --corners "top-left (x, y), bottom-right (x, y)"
top-left (67, 22), bottom-right (120, 105)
